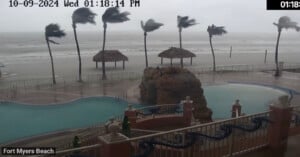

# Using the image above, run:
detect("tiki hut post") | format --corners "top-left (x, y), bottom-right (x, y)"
top-left (122, 61), bottom-right (125, 70)
top-left (190, 57), bottom-right (193, 65)
top-left (115, 61), bottom-right (117, 68)
top-left (161, 57), bottom-right (163, 65)
top-left (170, 58), bottom-right (173, 66)
top-left (96, 62), bottom-right (98, 68)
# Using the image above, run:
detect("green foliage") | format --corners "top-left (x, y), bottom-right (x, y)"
top-left (207, 24), bottom-right (227, 38)
top-left (45, 24), bottom-right (66, 45)
top-left (274, 16), bottom-right (300, 32)
top-left (122, 116), bottom-right (131, 137)
top-left (141, 19), bottom-right (163, 32)
top-left (72, 8), bottom-right (96, 25)
top-left (177, 16), bottom-right (197, 29)
top-left (72, 136), bottom-right (80, 148)
top-left (102, 7), bottom-right (130, 23)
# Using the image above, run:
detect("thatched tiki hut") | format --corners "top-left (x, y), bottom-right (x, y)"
top-left (158, 47), bottom-right (196, 66)
top-left (93, 50), bottom-right (128, 70)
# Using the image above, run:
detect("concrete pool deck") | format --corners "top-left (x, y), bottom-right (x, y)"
top-left (0, 71), bottom-right (299, 105)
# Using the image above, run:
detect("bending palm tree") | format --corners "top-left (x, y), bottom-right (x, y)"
top-left (273, 16), bottom-right (300, 77)
top-left (72, 8), bottom-right (96, 82)
top-left (45, 24), bottom-right (66, 84)
top-left (141, 19), bottom-right (163, 68)
top-left (207, 24), bottom-right (227, 72)
top-left (177, 16), bottom-right (196, 67)
top-left (101, 7), bottom-right (130, 80)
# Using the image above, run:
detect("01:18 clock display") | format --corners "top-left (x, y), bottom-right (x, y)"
top-left (84, 0), bottom-right (125, 7)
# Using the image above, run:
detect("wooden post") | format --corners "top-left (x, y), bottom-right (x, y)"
top-left (115, 61), bottom-right (117, 68)
top-left (161, 57), bottom-right (163, 65)
top-left (96, 62), bottom-right (98, 69)
top-left (122, 61), bottom-right (125, 70)
top-left (180, 58), bottom-right (183, 68)
top-left (170, 58), bottom-right (173, 66)
top-left (190, 57), bottom-right (193, 65)
top-left (229, 46), bottom-right (232, 58)
top-left (264, 50), bottom-right (267, 64)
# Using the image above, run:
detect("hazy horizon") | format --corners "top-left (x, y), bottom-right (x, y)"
top-left (1, 0), bottom-right (300, 33)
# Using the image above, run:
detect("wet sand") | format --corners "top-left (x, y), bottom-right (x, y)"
top-left (1, 52), bottom-right (300, 82)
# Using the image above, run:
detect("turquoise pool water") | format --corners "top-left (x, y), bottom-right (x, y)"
top-left (204, 84), bottom-right (287, 119)
top-left (0, 84), bottom-right (287, 144)
top-left (0, 97), bottom-right (142, 144)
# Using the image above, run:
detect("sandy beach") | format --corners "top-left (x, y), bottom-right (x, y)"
top-left (1, 52), bottom-right (300, 82)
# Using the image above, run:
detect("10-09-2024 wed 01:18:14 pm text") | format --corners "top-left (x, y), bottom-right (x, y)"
top-left (8, 0), bottom-right (141, 8)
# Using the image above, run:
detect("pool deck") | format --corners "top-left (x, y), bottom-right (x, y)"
top-left (1, 70), bottom-right (300, 156)
top-left (1, 71), bottom-right (299, 105)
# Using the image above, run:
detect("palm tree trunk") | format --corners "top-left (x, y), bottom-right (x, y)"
top-left (275, 30), bottom-right (282, 77)
top-left (179, 29), bottom-right (183, 68)
top-left (179, 29), bottom-right (182, 49)
top-left (72, 24), bottom-right (82, 82)
top-left (102, 23), bottom-right (107, 80)
top-left (144, 32), bottom-right (148, 68)
top-left (46, 38), bottom-right (56, 84)
top-left (209, 36), bottom-right (216, 72)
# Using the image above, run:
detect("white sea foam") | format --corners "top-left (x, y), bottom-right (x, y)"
top-left (0, 31), bottom-right (299, 65)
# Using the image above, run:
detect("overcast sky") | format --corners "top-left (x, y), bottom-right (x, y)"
top-left (0, 0), bottom-right (300, 33)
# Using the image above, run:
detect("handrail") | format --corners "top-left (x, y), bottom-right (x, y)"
top-left (45, 105), bottom-right (300, 154)
top-left (2, 125), bottom-right (106, 147)
top-left (136, 103), bottom-right (182, 111)
top-left (126, 105), bottom-right (300, 143)
top-left (111, 110), bottom-right (271, 144)
top-left (55, 144), bottom-right (102, 154)
top-left (32, 144), bottom-right (102, 157)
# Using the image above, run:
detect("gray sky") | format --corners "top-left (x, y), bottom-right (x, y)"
top-left (0, 0), bottom-right (300, 33)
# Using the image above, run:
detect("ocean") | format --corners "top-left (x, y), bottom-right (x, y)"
top-left (0, 31), bottom-right (299, 65)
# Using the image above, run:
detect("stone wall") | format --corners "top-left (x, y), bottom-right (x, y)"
top-left (139, 67), bottom-right (212, 121)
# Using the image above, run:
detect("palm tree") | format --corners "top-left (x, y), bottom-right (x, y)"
top-left (273, 16), bottom-right (300, 76)
top-left (101, 7), bottom-right (130, 80)
top-left (177, 16), bottom-right (196, 67)
top-left (141, 19), bottom-right (163, 68)
top-left (207, 24), bottom-right (227, 72)
top-left (72, 8), bottom-right (96, 82)
top-left (45, 24), bottom-right (66, 84)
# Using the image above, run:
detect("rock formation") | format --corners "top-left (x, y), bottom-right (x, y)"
top-left (139, 67), bottom-right (212, 121)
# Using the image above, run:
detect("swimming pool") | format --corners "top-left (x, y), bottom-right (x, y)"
top-left (0, 97), bottom-right (143, 144)
top-left (0, 84), bottom-right (288, 144)
top-left (204, 84), bottom-right (287, 119)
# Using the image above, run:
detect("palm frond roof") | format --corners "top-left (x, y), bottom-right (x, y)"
top-left (93, 50), bottom-right (128, 62)
top-left (158, 47), bottom-right (196, 59)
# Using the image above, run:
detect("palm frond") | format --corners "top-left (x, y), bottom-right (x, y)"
top-left (177, 15), bottom-right (197, 29)
top-left (48, 39), bottom-right (59, 45)
top-left (141, 19), bottom-right (163, 32)
top-left (275, 16), bottom-right (300, 31)
top-left (72, 8), bottom-right (97, 25)
top-left (45, 24), bottom-right (66, 38)
top-left (141, 20), bottom-right (145, 31)
top-left (102, 7), bottom-right (130, 23)
top-left (207, 24), bottom-right (227, 37)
